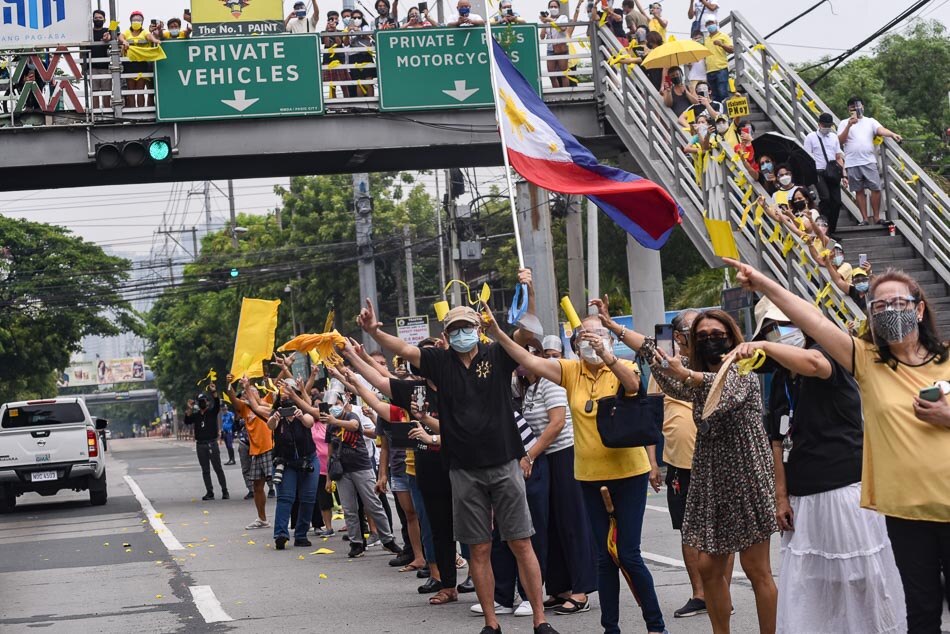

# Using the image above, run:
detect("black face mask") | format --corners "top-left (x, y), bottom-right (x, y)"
top-left (197, 398), bottom-right (208, 409)
top-left (93, 19), bottom-right (105, 27)
top-left (792, 199), bottom-right (807, 211)
top-left (697, 338), bottom-right (731, 366)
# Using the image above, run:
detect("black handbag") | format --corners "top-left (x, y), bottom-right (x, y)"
top-left (327, 438), bottom-right (344, 481)
top-left (818, 135), bottom-right (844, 181)
top-left (595, 374), bottom-right (665, 449)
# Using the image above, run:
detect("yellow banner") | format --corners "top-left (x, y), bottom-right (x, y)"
top-left (704, 217), bottom-right (739, 260)
top-left (229, 298), bottom-right (281, 380)
top-left (191, 0), bottom-right (284, 37)
top-left (725, 96), bottom-right (750, 119)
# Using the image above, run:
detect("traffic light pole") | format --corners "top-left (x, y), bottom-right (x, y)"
top-left (354, 173), bottom-right (379, 351)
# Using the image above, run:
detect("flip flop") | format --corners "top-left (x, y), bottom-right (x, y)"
top-left (428, 589), bottom-right (458, 606)
top-left (399, 562), bottom-right (426, 573)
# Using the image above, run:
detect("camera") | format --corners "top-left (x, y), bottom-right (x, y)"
top-left (540, 10), bottom-right (548, 16)
top-left (272, 459), bottom-right (286, 485)
top-left (278, 406), bottom-right (296, 419)
top-left (300, 457), bottom-right (315, 473)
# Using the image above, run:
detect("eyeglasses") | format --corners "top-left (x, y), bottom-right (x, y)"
top-left (868, 296), bottom-right (918, 315)
top-left (447, 325), bottom-right (475, 335)
top-left (694, 331), bottom-right (729, 343)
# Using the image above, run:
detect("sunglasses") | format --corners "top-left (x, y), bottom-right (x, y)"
top-left (694, 331), bottom-right (729, 343)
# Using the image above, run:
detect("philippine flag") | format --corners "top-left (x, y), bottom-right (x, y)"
top-left (490, 38), bottom-right (681, 249)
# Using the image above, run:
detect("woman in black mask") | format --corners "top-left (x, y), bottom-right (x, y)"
top-left (648, 309), bottom-right (778, 634)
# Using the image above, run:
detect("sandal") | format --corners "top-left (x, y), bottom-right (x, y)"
top-left (399, 562), bottom-right (426, 573)
top-left (455, 555), bottom-right (467, 569)
top-left (543, 596), bottom-right (566, 609)
top-left (428, 589), bottom-right (458, 605)
top-left (553, 597), bottom-right (590, 615)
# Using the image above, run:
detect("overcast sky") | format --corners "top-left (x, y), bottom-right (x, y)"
top-left (0, 0), bottom-right (946, 259)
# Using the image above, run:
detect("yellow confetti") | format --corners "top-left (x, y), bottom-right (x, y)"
top-left (202, 511), bottom-right (209, 515)
top-left (332, 514), bottom-right (343, 520)
top-left (247, 540), bottom-right (256, 545)
top-left (155, 595), bottom-right (163, 599)
top-left (298, 555), bottom-right (306, 560)
top-left (125, 549), bottom-right (132, 553)
top-left (310, 548), bottom-right (335, 555)
top-left (319, 573), bottom-right (328, 579)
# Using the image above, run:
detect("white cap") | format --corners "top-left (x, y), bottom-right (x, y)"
top-left (542, 335), bottom-right (563, 352)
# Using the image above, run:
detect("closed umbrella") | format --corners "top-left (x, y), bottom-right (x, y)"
top-left (640, 39), bottom-right (710, 70)
top-left (600, 486), bottom-right (641, 604)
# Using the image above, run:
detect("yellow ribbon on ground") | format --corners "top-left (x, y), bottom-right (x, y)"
top-left (230, 298), bottom-right (281, 380)
top-left (736, 349), bottom-right (766, 375)
top-left (278, 331), bottom-right (348, 367)
top-left (704, 217), bottom-right (739, 259)
top-left (127, 44), bottom-right (166, 63)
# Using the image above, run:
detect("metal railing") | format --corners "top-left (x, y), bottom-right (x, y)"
top-left (0, 26), bottom-right (596, 123)
top-left (591, 21), bottom-right (863, 328)
top-left (728, 10), bottom-right (950, 289)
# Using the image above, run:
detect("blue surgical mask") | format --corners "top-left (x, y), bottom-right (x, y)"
top-left (832, 255), bottom-right (844, 267)
top-left (448, 328), bottom-right (479, 353)
top-left (329, 405), bottom-right (344, 417)
top-left (342, 16), bottom-right (351, 24)
top-left (854, 281), bottom-right (870, 293)
top-left (707, 24), bottom-right (718, 34)
top-left (459, 7), bottom-right (471, 15)
top-left (761, 161), bottom-right (773, 172)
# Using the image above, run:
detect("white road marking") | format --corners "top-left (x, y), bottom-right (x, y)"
top-left (123, 475), bottom-right (184, 551)
top-left (642, 551), bottom-right (748, 580)
top-left (189, 585), bottom-right (233, 623)
top-left (646, 504), bottom-right (670, 514)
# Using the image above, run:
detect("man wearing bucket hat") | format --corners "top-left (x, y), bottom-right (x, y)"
top-left (357, 294), bottom-right (558, 634)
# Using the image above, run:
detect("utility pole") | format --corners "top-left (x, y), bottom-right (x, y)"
top-left (108, 0), bottom-right (122, 119)
top-left (191, 227), bottom-right (198, 260)
top-left (203, 181), bottom-right (212, 234)
top-left (445, 170), bottom-right (462, 306)
top-left (434, 172), bottom-right (447, 297)
top-left (353, 173), bottom-right (379, 351)
top-left (404, 226), bottom-right (417, 316)
top-left (565, 195), bottom-right (586, 315)
top-left (586, 197), bottom-right (600, 306)
top-left (516, 181), bottom-right (558, 335)
top-left (227, 179), bottom-right (238, 248)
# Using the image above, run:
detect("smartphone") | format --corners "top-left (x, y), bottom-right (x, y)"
top-left (654, 324), bottom-right (675, 357)
top-left (540, 10), bottom-right (549, 17)
top-left (919, 385), bottom-right (943, 402)
top-left (506, 8), bottom-right (514, 15)
top-left (150, 19), bottom-right (158, 26)
top-left (419, 1), bottom-right (428, 11)
top-left (412, 385), bottom-right (426, 413)
top-left (859, 253), bottom-right (868, 268)
top-left (318, 402), bottom-right (330, 414)
top-left (278, 406), bottom-right (296, 418)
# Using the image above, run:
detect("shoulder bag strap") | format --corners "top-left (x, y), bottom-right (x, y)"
top-left (817, 134), bottom-right (831, 166)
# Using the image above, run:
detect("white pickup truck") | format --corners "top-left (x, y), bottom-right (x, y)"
top-left (0, 398), bottom-right (108, 512)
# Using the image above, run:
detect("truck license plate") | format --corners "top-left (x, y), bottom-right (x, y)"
top-left (35, 453), bottom-right (50, 462)
top-left (31, 471), bottom-right (57, 482)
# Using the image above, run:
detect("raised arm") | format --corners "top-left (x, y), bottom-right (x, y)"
top-left (726, 257), bottom-right (853, 373)
top-left (357, 298), bottom-right (421, 367)
top-left (342, 339), bottom-right (394, 397)
top-left (590, 296), bottom-right (648, 352)
top-left (331, 366), bottom-right (392, 422)
top-left (482, 314), bottom-right (562, 384)
top-left (735, 340), bottom-right (833, 380)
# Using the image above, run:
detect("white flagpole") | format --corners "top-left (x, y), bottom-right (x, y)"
top-left (483, 21), bottom-right (525, 269)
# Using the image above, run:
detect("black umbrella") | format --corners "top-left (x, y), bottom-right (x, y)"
top-left (752, 132), bottom-right (818, 187)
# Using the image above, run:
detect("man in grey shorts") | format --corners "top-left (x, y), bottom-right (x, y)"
top-left (358, 300), bottom-right (557, 634)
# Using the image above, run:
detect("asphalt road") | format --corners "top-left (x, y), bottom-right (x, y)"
top-left (0, 438), bottom-right (943, 633)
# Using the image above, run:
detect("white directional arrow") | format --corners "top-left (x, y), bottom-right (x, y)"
top-left (220, 90), bottom-right (259, 112)
top-left (442, 80), bottom-right (479, 102)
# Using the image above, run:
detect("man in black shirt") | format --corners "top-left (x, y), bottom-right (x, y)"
top-left (90, 9), bottom-right (112, 111)
top-left (358, 300), bottom-right (557, 634)
top-left (184, 383), bottom-right (229, 501)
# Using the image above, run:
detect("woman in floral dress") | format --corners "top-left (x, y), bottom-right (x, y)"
top-left (647, 309), bottom-right (778, 634)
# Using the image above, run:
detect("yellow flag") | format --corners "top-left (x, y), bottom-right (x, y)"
top-left (229, 298), bottom-right (281, 380)
top-left (127, 45), bottom-right (167, 63)
top-left (323, 310), bottom-right (335, 333)
top-left (704, 218), bottom-right (739, 260)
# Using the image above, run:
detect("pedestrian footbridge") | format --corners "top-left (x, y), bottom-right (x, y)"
top-left (1, 13), bottom-right (947, 325)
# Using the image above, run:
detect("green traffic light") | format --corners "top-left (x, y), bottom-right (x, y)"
top-left (148, 139), bottom-right (171, 162)
top-left (230, 268), bottom-right (239, 278)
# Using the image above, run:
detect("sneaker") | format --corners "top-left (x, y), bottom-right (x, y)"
top-left (221, 490), bottom-right (229, 500)
top-left (348, 543), bottom-right (365, 558)
top-left (243, 491), bottom-right (254, 500)
top-left (673, 597), bottom-right (707, 618)
top-left (294, 538), bottom-right (312, 547)
top-left (201, 492), bottom-right (214, 501)
top-left (382, 540), bottom-right (401, 555)
top-left (471, 601), bottom-right (514, 615)
top-left (534, 624), bottom-right (559, 634)
top-left (479, 626), bottom-right (502, 634)
top-left (315, 528), bottom-right (336, 537)
top-left (275, 536), bottom-right (288, 550)
top-left (224, 460), bottom-right (236, 465)
top-left (365, 534), bottom-right (381, 549)
top-left (267, 487), bottom-right (275, 498)
top-left (245, 518), bottom-right (270, 530)
top-left (514, 601), bottom-right (533, 617)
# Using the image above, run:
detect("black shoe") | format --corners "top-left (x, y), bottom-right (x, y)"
top-left (674, 597), bottom-right (707, 618)
top-left (275, 536), bottom-right (288, 550)
top-left (221, 490), bottom-right (229, 500)
top-left (456, 575), bottom-right (475, 593)
top-left (417, 577), bottom-right (441, 594)
top-left (294, 538), bottom-right (312, 547)
top-left (224, 460), bottom-right (236, 465)
top-left (389, 551), bottom-right (414, 567)
top-left (348, 543), bottom-right (365, 558)
top-left (382, 540), bottom-right (401, 555)
top-left (342, 534), bottom-right (350, 542)
top-left (552, 597), bottom-right (590, 615)
top-left (201, 492), bottom-right (214, 501)
top-left (243, 491), bottom-right (254, 500)
top-left (479, 626), bottom-right (501, 634)
top-left (416, 566), bottom-right (431, 579)
top-left (267, 488), bottom-right (275, 498)
top-left (534, 625), bottom-right (558, 634)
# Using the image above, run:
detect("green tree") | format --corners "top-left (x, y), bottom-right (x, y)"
top-left (0, 217), bottom-right (139, 402)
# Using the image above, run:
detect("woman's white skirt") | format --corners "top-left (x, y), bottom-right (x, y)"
top-left (777, 482), bottom-right (906, 634)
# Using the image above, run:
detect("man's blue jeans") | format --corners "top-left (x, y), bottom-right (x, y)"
top-left (581, 473), bottom-right (666, 634)
top-left (408, 474), bottom-right (435, 562)
top-left (707, 68), bottom-right (730, 104)
top-left (274, 453), bottom-right (318, 541)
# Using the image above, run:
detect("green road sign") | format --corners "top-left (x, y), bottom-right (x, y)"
top-left (376, 25), bottom-right (540, 112)
top-left (155, 35), bottom-right (323, 122)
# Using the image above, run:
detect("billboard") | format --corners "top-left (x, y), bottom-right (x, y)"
top-left (59, 358), bottom-right (146, 387)
top-left (190, 0), bottom-right (284, 37)
top-left (0, 1), bottom-right (91, 49)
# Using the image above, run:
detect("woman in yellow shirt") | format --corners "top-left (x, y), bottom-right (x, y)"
top-left (118, 11), bottom-right (160, 108)
top-left (727, 258), bottom-right (950, 634)
top-left (486, 312), bottom-right (668, 634)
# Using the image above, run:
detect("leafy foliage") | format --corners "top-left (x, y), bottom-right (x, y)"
top-left (0, 217), bottom-right (138, 402)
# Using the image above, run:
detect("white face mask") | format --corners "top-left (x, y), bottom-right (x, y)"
top-left (778, 328), bottom-right (805, 348)
top-left (578, 340), bottom-right (603, 365)
top-left (548, 7), bottom-right (559, 16)
top-left (716, 123), bottom-right (729, 134)
top-left (778, 174), bottom-right (792, 187)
